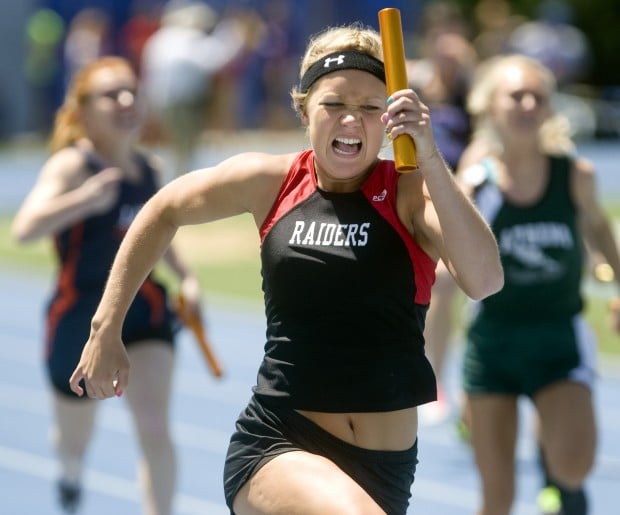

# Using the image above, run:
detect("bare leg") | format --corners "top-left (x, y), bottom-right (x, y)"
top-left (52, 392), bottom-right (98, 482)
top-left (424, 261), bottom-right (459, 378)
top-left (535, 381), bottom-right (596, 515)
top-left (51, 392), bottom-right (97, 511)
top-left (234, 451), bottom-right (387, 515)
top-left (420, 260), bottom-right (460, 424)
top-left (468, 394), bottom-right (518, 515)
top-left (125, 342), bottom-right (176, 515)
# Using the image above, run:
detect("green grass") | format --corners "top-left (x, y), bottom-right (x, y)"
top-left (2, 212), bottom-right (619, 357)
top-left (154, 257), bottom-right (263, 306)
top-left (0, 216), bottom-right (54, 277)
top-left (585, 297), bottom-right (615, 356)
top-left (0, 215), bottom-right (264, 304)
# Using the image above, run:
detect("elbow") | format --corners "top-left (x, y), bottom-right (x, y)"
top-left (10, 221), bottom-right (35, 244)
top-left (466, 265), bottom-right (504, 301)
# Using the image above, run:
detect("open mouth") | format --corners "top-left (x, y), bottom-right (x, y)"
top-left (333, 137), bottom-right (362, 155)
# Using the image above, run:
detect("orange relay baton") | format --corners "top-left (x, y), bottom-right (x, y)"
top-left (176, 294), bottom-right (223, 378)
top-left (378, 7), bottom-right (417, 172)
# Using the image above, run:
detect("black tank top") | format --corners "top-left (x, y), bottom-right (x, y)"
top-left (473, 155), bottom-right (583, 322)
top-left (253, 150), bottom-right (437, 412)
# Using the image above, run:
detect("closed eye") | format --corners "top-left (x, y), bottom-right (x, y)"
top-left (360, 104), bottom-right (382, 113)
top-left (319, 102), bottom-right (382, 114)
top-left (319, 102), bottom-right (346, 109)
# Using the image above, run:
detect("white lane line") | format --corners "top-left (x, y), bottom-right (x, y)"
top-left (1, 443), bottom-right (535, 514)
top-left (413, 477), bottom-right (538, 514)
top-left (0, 445), bottom-right (229, 515)
top-left (0, 383), bottom-right (231, 454)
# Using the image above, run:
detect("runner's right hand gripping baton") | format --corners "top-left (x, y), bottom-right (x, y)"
top-left (378, 7), bottom-right (417, 172)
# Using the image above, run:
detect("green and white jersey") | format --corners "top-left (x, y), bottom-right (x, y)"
top-left (468, 155), bottom-right (583, 322)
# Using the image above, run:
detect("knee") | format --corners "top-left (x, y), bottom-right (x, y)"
top-left (52, 428), bottom-right (90, 456)
top-left (133, 411), bottom-right (172, 449)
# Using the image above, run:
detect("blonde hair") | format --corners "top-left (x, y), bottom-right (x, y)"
top-left (290, 24), bottom-right (384, 117)
top-left (49, 56), bottom-right (136, 153)
top-left (467, 54), bottom-right (575, 155)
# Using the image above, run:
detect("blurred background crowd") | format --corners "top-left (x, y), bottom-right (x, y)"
top-left (1, 0), bottom-right (619, 147)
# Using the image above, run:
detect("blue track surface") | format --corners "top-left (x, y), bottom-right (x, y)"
top-left (2, 138), bottom-right (619, 514)
top-left (1, 271), bottom-right (619, 514)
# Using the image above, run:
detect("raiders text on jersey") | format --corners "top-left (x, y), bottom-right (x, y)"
top-left (288, 220), bottom-right (370, 247)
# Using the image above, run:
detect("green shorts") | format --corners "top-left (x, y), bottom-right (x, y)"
top-left (462, 313), bottom-right (597, 397)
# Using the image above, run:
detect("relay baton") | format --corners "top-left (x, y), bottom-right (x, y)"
top-left (378, 7), bottom-right (417, 172)
top-left (176, 294), bottom-right (223, 378)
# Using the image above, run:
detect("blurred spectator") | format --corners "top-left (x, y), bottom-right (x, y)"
top-left (121, 0), bottom-right (163, 75)
top-left (472, 0), bottom-right (525, 60)
top-left (507, 0), bottom-right (591, 87)
top-left (140, 0), bottom-right (253, 175)
top-left (507, 0), bottom-right (595, 139)
top-left (407, 2), bottom-right (476, 171)
top-left (63, 8), bottom-right (114, 86)
top-left (24, 8), bottom-right (66, 134)
top-left (406, 1), bottom-right (478, 426)
top-left (234, 0), bottom-right (300, 130)
top-left (508, 0), bottom-right (590, 88)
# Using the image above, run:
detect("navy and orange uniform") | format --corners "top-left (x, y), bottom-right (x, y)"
top-left (46, 150), bottom-right (175, 397)
top-left (256, 149), bottom-right (437, 411)
top-left (463, 156), bottom-right (597, 396)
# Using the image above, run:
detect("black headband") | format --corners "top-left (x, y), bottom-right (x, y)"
top-left (299, 50), bottom-right (385, 93)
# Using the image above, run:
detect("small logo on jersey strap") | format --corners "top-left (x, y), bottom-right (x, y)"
top-left (372, 189), bottom-right (387, 202)
top-left (324, 55), bottom-right (345, 68)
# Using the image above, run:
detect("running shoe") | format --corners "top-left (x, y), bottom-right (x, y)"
top-left (537, 485), bottom-right (562, 515)
top-left (57, 479), bottom-right (81, 513)
top-left (593, 262), bottom-right (614, 283)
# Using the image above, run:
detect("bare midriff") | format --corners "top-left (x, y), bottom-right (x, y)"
top-left (295, 407), bottom-right (418, 451)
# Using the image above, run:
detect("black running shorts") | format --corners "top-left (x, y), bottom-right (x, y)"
top-left (224, 395), bottom-right (419, 514)
top-left (46, 286), bottom-right (176, 398)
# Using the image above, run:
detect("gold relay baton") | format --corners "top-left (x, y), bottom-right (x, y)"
top-left (378, 7), bottom-right (417, 172)
top-left (176, 294), bottom-right (224, 378)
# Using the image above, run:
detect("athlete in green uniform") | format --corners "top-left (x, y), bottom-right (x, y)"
top-left (457, 54), bottom-right (620, 515)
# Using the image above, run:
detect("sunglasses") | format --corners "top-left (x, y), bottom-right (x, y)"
top-left (90, 87), bottom-right (138, 102)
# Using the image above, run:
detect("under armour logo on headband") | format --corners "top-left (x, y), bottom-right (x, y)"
top-left (323, 55), bottom-right (346, 67)
top-left (299, 50), bottom-right (385, 93)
